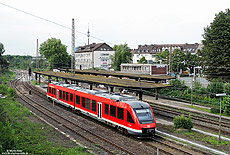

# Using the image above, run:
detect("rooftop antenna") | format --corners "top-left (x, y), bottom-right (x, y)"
top-left (71, 18), bottom-right (75, 76)
top-left (87, 23), bottom-right (90, 45)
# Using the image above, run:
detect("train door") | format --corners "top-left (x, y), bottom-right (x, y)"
top-left (57, 89), bottom-right (59, 100)
top-left (97, 102), bottom-right (102, 119)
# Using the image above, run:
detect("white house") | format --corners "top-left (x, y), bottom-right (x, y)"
top-left (75, 43), bottom-right (115, 70)
top-left (133, 43), bottom-right (202, 64)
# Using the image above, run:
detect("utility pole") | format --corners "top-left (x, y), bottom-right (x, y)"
top-left (71, 18), bottom-right (75, 76)
top-left (169, 46), bottom-right (172, 76)
top-left (36, 39), bottom-right (39, 70)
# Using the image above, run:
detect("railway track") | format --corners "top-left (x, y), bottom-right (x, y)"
top-left (12, 76), bottom-right (135, 155)
top-left (16, 70), bottom-right (203, 155)
top-left (147, 101), bottom-right (230, 136)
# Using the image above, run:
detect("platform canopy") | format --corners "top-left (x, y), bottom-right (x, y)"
top-left (34, 71), bottom-right (171, 91)
top-left (59, 69), bottom-right (175, 82)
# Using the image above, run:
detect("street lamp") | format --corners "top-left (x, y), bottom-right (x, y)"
top-left (216, 93), bottom-right (227, 143)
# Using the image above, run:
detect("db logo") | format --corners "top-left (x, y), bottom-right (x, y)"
top-left (147, 125), bottom-right (150, 127)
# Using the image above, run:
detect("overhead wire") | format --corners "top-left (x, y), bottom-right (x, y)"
top-left (0, 2), bottom-right (114, 46)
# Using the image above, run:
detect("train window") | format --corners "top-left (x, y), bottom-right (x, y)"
top-left (60, 90), bottom-right (62, 99)
top-left (70, 93), bottom-right (73, 102)
top-left (127, 110), bottom-right (135, 124)
top-left (54, 89), bottom-right (56, 95)
top-left (117, 107), bottom-right (124, 120)
top-left (110, 105), bottom-right (116, 117)
top-left (105, 104), bottom-right (109, 115)
top-left (63, 91), bottom-right (66, 100)
top-left (76, 95), bottom-right (80, 104)
top-left (66, 92), bottom-right (69, 101)
top-left (92, 100), bottom-right (96, 112)
top-left (82, 97), bottom-right (86, 108)
top-left (49, 87), bottom-right (51, 93)
top-left (51, 88), bottom-right (53, 94)
top-left (86, 98), bottom-right (91, 110)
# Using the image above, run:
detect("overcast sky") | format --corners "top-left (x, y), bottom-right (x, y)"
top-left (0, 0), bottom-right (229, 56)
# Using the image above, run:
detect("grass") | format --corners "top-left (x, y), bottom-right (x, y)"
top-left (188, 105), bottom-right (211, 113)
top-left (179, 130), bottom-right (230, 146)
top-left (31, 80), bottom-right (39, 85)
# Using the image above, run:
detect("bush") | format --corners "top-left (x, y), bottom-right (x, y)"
top-left (225, 83), bottom-right (230, 95)
top-left (170, 79), bottom-right (188, 91)
top-left (0, 84), bottom-right (8, 95)
top-left (211, 106), bottom-right (220, 114)
top-left (185, 115), bottom-right (193, 130)
top-left (207, 79), bottom-right (225, 97)
top-left (223, 96), bottom-right (230, 115)
top-left (7, 88), bottom-right (16, 98)
top-left (173, 114), bottom-right (193, 130)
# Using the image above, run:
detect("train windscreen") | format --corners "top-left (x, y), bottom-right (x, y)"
top-left (134, 108), bottom-right (154, 124)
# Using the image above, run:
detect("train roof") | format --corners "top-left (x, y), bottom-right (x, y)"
top-left (50, 82), bottom-right (149, 109)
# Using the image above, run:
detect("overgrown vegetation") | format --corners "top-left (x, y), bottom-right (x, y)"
top-left (0, 70), bottom-right (89, 155)
top-left (173, 114), bottom-right (193, 130)
top-left (3, 55), bottom-right (50, 71)
top-left (158, 79), bottom-right (230, 115)
top-left (0, 69), bottom-right (16, 85)
top-left (180, 130), bottom-right (230, 146)
top-left (31, 80), bottom-right (39, 85)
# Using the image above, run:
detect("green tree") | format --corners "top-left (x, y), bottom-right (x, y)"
top-left (4, 55), bottom-right (32, 70)
top-left (0, 43), bottom-right (5, 56)
top-left (138, 56), bottom-right (147, 64)
top-left (184, 52), bottom-right (200, 73)
top-left (171, 49), bottom-right (186, 73)
top-left (111, 44), bottom-right (132, 71)
top-left (39, 38), bottom-right (71, 70)
top-left (0, 43), bottom-right (8, 70)
top-left (199, 9), bottom-right (230, 81)
top-left (156, 49), bottom-right (169, 64)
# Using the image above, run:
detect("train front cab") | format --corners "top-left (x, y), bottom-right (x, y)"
top-left (135, 107), bottom-right (156, 136)
top-left (125, 101), bottom-right (157, 137)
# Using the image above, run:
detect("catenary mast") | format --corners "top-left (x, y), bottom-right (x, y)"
top-left (71, 18), bottom-right (75, 76)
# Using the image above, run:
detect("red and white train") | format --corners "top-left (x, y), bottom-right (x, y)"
top-left (47, 82), bottom-right (157, 136)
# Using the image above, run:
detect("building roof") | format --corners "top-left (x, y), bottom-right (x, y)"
top-left (134, 43), bottom-right (201, 54)
top-left (75, 43), bottom-right (112, 53)
top-left (59, 69), bottom-right (174, 82)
